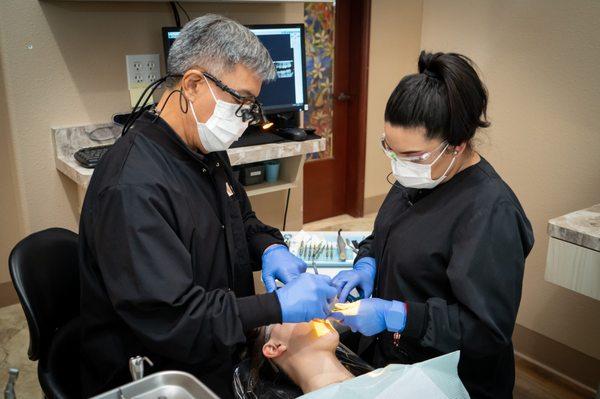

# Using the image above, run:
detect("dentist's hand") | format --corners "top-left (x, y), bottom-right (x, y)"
top-left (332, 257), bottom-right (376, 302)
top-left (276, 273), bottom-right (338, 323)
top-left (262, 244), bottom-right (307, 292)
top-left (330, 298), bottom-right (407, 336)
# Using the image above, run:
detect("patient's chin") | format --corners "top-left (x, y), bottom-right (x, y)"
top-left (308, 320), bottom-right (339, 351)
top-left (309, 320), bottom-right (336, 338)
top-left (272, 321), bottom-right (340, 354)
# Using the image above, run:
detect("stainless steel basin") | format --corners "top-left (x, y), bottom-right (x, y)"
top-left (90, 371), bottom-right (220, 399)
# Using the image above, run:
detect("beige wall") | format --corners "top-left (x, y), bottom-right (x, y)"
top-left (0, 1), bottom-right (304, 286)
top-left (421, 0), bottom-right (600, 360)
top-left (0, 40), bottom-right (24, 284)
top-left (364, 0), bottom-right (423, 200)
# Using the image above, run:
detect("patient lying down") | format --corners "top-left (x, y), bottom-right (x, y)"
top-left (241, 319), bottom-right (469, 399)
top-left (261, 320), bottom-right (353, 393)
top-left (250, 320), bottom-right (353, 394)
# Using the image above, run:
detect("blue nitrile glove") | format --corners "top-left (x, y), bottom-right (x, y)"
top-left (331, 257), bottom-right (376, 303)
top-left (330, 298), bottom-right (407, 336)
top-left (276, 273), bottom-right (338, 323)
top-left (262, 244), bottom-right (308, 293)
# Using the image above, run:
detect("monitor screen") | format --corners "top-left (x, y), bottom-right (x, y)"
top-left (162, 24), bottom-right (307, 114)
top-left (162, 27), bottom-right (181, 63)
top-left (248, 24), bottom-right (307, 113)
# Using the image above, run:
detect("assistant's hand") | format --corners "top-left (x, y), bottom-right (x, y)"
top-left (330, 298), bottom-right (407, 336)
top-left (276, 273), bottom-right (338, 323)
top-left (332, 257), bottom-right (376, 302)
top-left (262, 244), bottom-right (307, 292)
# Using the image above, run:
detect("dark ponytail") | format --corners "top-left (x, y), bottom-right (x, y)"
top-left (385, 51), bottom-right (490, 145)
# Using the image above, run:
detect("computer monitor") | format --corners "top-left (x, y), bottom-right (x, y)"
top-left (248, 24), bottom-right (307, 114)
top-left (162, 27), bottom-right (181, 63)
top-left (161, 23), bottom-right (308, 114)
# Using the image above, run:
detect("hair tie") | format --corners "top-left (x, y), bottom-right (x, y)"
top-left (423, 70), bottom-right (441, 80)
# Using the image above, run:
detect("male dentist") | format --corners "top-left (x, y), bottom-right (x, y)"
top-left (78, 14), bottom-right (336, 398)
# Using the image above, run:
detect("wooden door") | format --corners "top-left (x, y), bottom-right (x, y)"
top-left (303, 0), bottom-right (370, 223)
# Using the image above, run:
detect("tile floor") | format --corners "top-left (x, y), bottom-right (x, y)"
top-left (0, 303), bottom-right (43, 398)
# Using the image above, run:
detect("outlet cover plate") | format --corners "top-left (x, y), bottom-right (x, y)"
top-left (125, 54), bottom-right (161, 90)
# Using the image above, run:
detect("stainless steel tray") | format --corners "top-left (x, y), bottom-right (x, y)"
top-left (91, 371), bottom-right (220, 399)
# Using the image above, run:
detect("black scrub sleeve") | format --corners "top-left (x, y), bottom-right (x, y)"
top-left (236, 292), bottom-right (282, 331)
top-left (402, 201), bottom-right (534, 357)
top-left (231, 175), bottom-right (285, 268)
top-left (94, 184), bottom-right (248, 363)
top-left (355, 234), bottom-right (376, 264)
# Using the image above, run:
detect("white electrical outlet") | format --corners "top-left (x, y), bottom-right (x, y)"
top-left (126, 54), bottom-right (161, 90)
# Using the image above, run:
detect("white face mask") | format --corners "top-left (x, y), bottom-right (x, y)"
top-left (189, 76), bottom-right (249, 152)
top-left (391, 143), bottom-right (457, 189)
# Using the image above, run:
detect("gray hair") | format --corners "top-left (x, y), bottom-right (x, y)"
top-left (167, 14), bottom-right (276, 83)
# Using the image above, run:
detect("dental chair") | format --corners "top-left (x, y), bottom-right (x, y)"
top-left (9, 228), bottom-right (80, 399)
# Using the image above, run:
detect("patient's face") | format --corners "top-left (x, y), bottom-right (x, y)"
top-left (264, 320), bottom-right (339, 360)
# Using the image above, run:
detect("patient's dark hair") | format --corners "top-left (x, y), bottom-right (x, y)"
top-left (246, 327), bottom-right (270, 385)
top-left (243, 327), bottom-right (302, 397)
top-left (385, 51), bottom-right (490, 146)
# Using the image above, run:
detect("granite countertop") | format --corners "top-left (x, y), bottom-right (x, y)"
top-left (227, 139), bottom-right (324, 166)
top-left (547, 204), bottom-right (600, 252)
top-left (52, 122), bottom-right (326, 188)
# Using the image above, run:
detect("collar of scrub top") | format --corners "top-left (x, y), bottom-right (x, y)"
top-left (142, 110), bottom-right (227, 170)
top-left (380, 134), bottom-right (448, 163)
top-left (202, 72), bottom-right (273, 129)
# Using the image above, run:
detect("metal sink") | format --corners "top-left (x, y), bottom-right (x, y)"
top-left (91, 371), bottom-right (220, 399)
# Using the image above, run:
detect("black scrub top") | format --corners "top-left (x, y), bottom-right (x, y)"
top-left (78, 112), bottom-right (284, 398)
top-left (357, 157), bottom-right (534, 399)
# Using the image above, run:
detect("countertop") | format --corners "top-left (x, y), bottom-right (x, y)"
top-left (547, 204), bottom-right (600, 252)
top-left (52, 122), bottom-right (326, 188)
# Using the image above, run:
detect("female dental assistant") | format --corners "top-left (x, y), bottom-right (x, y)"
top-left (331, 51), bottom-right (534, 399)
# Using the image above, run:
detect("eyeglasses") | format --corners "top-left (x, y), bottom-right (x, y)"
top-left (380, 135), bottom-right (448, 164)
top-left (262, 325), bottom-right (280, 372)
top-left (264, 324), bottom-right (272, 344)
top-left (203, 72), bottom-right (273, 129)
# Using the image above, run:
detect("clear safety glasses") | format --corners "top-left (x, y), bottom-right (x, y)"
top-left (380, 135), bottom-right (448, 164)
top-left (262, 325), bottom-right (280, 373)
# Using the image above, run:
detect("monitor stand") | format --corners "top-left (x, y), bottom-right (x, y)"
top-left (268, 110), bottom-right (301, 130)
